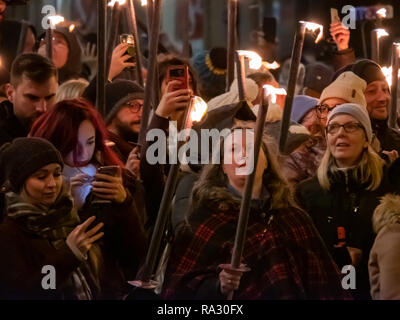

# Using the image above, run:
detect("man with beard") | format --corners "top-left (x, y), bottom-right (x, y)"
top-left (105, 79), bottom-right (144, 164)
top-left (0, 53), bottom-right (58, 147)
top-left (334, 60), bottom-right (400, 162)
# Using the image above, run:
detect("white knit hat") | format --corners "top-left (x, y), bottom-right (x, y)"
top-left (319, 71), bottom-right (367, 108)
top-left (207, 78), bottom-right (259, 112)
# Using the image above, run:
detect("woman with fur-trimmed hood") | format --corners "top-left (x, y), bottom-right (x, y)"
top-left (369, 158), bottom-right (400, 299)
top-left (161, 123), bottom-right (349, 300)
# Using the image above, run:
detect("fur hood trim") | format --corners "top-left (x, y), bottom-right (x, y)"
top-left (373, 193), bottom-right (400, 234)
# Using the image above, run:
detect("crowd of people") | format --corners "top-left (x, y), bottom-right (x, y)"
top-left (1, 0), bottom-right (400, 300)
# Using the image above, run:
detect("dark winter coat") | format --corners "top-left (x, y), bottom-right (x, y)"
top-left (162, 183), bottom-right (351, 300)
top-left (0, 188), bottom-right (147, 300)
top-left (296, 167), bottom-right (394, 299)
top-left (0, 100), bottom-right (28, 148)
top-left (371, 118), bottom-right (400, 154)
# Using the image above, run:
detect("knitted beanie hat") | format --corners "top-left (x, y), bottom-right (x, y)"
top-left (105, 80), bottom-right (144, 125)
top-left (291, 95), bottom-right (319, 123)
top-left (332, 59), bottom-right (386, 85)
top-left (207, 78), bottom-right (259, 112)
top-left (327, 103), bottom-right (372, 142)
top-left (192, 47), bottom-right (227, 100)
top-left (319, 71), bottom-right (367, 107)
top-left (0, 137), bottom-right (64, 192)
top-left (304, 62), bottom-right (334, 94)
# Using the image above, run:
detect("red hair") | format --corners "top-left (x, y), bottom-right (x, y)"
top-left (30, 98), bottom-right (124, 167)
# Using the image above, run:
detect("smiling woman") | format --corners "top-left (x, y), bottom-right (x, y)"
top-left (296, 103), bottom-right (395, 300)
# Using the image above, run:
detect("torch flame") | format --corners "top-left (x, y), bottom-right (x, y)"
top-left (237, 50), bottom-right (262, 70)
top-left (108, 0), bottom-right (127, 6)
top-left (301, 21), bottom-right (324, 43)
top-left (377, 8), bottom-right (387, 18)
top-left (381, 66), bottom-right (400, 86)
top-left (263, 84), bottom-right (287, 104)
top-left (376, 28), bottom-right (389, 39)
top-left (141, 0), bottom-right (148, 6)
top-left (48, 15), bottom-right (65, 27)
top-left (69, 24), bottom-right (76, 33)
top-left (262, 61), bottom-right (280, 70)
top-left (190, 96), bottom-right (208, 122)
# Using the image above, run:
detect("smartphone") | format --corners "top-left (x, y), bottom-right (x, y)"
top-left (166, 65), bottom-right (189, 91)
top-left (92, 166), bottom-right (121, 205)
top-left (330, 8), bottom-right (341, 23)
top-left (97, 165), bottom-right (120, 177)
top-left (120, 34), bottom-right (136, 70)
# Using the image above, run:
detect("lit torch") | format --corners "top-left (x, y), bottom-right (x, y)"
top-left (279, 20), bottom-right (323, 153)
top-left (263, 85), bottom-right (287, 104)
top-left (46, 15), bottom-right (65, 61)
top-left (301, 21), bottom-right (324, 43)
top-left (236, 50), bottom-right (262, 102)
top-left (106, 0), bottom-right (127, 78)
top-left (377, 8), bottom-right (387, 19)
top-left (227, 0), bottom-right (238, 90)
top-left (371, 28), bottom-right (388, 64)
top-left (131, 95), bottom-right (207, 292)
top-left (262, 61), bottom-right (280, 70)
top-left (389, 43), bottom-right (400, 128)
top-left (190, 96), bottom-right (208, 123)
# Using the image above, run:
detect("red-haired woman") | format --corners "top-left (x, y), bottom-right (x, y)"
top-left (30, 98), bottom-right (147, 297)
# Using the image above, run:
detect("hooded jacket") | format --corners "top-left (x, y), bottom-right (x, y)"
top-left (38, 28), bottom-right (82, 84)
top-left (369, 193), bottom-right (400, 300)
top-left (162, 177), bottom-right (351, 300)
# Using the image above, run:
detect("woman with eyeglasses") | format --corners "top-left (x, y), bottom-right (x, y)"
top-left (296, 103), bottom-right (394, 300)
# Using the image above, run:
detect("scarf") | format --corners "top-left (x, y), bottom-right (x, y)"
top-left (6, 183), bottom-right (99, 300)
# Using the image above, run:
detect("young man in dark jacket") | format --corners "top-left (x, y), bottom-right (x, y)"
top-left (0, 53), bottom-right (58, 148)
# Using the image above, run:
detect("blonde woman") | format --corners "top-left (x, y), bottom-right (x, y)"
top-left (56, 78), bottom-right (89, 102)
top-left (296, 103), bottom-right (394, 300)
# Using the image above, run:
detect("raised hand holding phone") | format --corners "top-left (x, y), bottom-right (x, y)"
top-left (330, 8), bottom-right (350, 51)
top-left (92, 166), bottom-right (127, 204)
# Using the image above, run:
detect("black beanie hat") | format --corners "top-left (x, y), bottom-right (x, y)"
top-left (105, 80), bottom-right (144, 125)
top-left (332, 59), bottom-right (386, 85)
top-left (0, 137), bottom-right (64, 193)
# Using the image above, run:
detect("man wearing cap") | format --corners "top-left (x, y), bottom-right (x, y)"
top-left (103, 80), bottom-right (144, 180)
top-left (334, 59), bottom-right (400, 162)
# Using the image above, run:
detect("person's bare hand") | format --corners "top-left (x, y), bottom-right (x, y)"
top-left (219, 269), bottom-right (243, 295)
top-left (155, 81), bottom-right (192, 119)
top-left (382, 150), bottom-right (399, 164)
top-left (108, 43), bottom-right (135, 81)
top-left (330, 22), bottom-right (350, 51)
top-left (67, 216), bottom-right (104, 258)
top-left (347, 246), bottom-right (362, 267)
top-left (92, 173), bottom-right (127, 204)
top-left (126, 146), bottom-right (141, 179)
top-left (70, 173), bottom-right (92, 195)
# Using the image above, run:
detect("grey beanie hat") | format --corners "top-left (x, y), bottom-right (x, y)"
top-left (327, 103), bottom-right (372, 142)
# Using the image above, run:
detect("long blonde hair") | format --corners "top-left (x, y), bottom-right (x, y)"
top-left (317, 144), bottom-right (384, 191)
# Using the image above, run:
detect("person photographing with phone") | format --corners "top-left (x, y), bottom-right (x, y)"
top-left (29, 98), bottom-right (148, 298)
top-left (329, 8), bottom-right (356, 71)
top-left (139, 57), bottom-right (198, 236)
